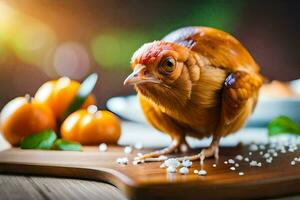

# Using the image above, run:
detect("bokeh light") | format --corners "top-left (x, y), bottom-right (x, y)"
top-left (0, 2), bottom-right (17, 42)
top-left (54, 42), bottom-right (90, 80)
top-left (0, 2), bottom-right (16, 65)
top-left (91, 31), bottom-right (151, 70)
top-left (12, 22), bottom-right (57, 67)
top-left (0, 0), bottom-right (298, 109)
top-left (178, 1), bottom-right (243, 33)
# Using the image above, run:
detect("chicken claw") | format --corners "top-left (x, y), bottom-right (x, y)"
top-left (177, 138), bottom-right (220, 162)
top-left (135, 136), bottom-right (190, 162)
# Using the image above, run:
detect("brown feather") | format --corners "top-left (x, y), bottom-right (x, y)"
top-left (131, 26), bottom-right (263, 142)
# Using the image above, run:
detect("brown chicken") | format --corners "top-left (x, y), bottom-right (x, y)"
top-left (124, 26), bottom-right (263, 162)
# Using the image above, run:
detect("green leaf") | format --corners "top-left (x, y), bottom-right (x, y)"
top-left (21, 130), bottom-right (57, 150)
top-left (61, 73), bottom-right (98, 120)
top-left (268, 115), bottom-right (300, 136)
top-left (54, 139), bottom-right (82, 151)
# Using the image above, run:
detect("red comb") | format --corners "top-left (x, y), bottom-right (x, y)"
top-left (132, 41), bottom-right (172, 65)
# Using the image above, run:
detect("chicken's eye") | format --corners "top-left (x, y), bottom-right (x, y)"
top-left (160, 57), bottom-right (176, 74)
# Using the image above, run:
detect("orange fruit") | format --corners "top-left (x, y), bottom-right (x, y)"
top-left (34, 77), bottom-right (96, 120)
top-left (0, 95), bottom-right (56, 146)
top-left (61, 106), bottom-right (121, 145)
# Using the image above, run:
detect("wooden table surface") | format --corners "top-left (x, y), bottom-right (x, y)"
top-left (0, 174), bottom-right (127, 200)
top-left (1, 122), bottom-right (300, 200)
top-left (2, 174), bottom-right (300, 200)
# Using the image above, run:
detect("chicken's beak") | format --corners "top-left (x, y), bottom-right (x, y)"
top-left (124, 64), bottom-right (161, 86)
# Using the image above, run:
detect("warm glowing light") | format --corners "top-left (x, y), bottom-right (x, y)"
top-left (12, 22), bottom-right (56, 66)
top-left (53, 42), bottom-right (90, 80)
top-left (0, 2), bottom-right (57, 73)
top-left (0, 2), bottom-right (16, 39)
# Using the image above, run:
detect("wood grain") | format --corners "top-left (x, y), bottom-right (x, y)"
top-left (0, 175), bottom-right (127, 200)
top-left (1, 146), bottom-right (300, 200)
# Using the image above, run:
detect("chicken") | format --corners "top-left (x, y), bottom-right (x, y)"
top-left (124, 26), bottom-right (263, 162)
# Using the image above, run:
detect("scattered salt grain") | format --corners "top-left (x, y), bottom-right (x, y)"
top-left (212, 164), bottom-right (217, 168)
top-left (249, 144), bottom-right (258, 151)
top-left (250, 160), bottom-right (258, 166)
top-left (268, 149), bottom-right (276, 153)
top-left (235, 155), bottom-right (243, 161)
top-left (194, 170), bottom-right (199, 174)
top-left (288, 148), bottom-right (296, 152)
top-left (167, 166), bottom-right (177, 173)
top-left (294, 157), bottom-right (300, 162)
top-left (259, 151), bottom-right (264, 155)
top-left (235, 163), bottom-right (239, 167)
top-left (164, 158), bottom-right (180, 168)
top-left (239, 172), bottom-right (245, 176)
top-left (224, 161), bottom-right (228, 164)
top-left (99, 143), bottom-right (107, 152)
top-left (198, 169), bottom-right (207, 176)
top-left (244, 157), bottom-right (250, 162)
top-left (228, 159), bottom-right (235, 164)
top-left (281, 149), bottom-right (287, 154)
top-left (263, 153), bottom-right (270, 158)
top-left (273, 152), bottom-right (278, 157)
top-left (248, 152), bottom-right (253, 156)
top-left (249, 160), bottom-right (262, 167)
top-left (266, 158), bottom-right (273, 163)
top-left (230, 167), bottom-right (236, 171)
top-left (134, 142), bottom-right (143, 150)
top-left (124, 146), bottom-right (133, 154)
top-left (259, 144), bottom-right (266, 150)
top-left (179, 167), bottom-right (189, 175)
top-left (291, 161), bottom-right (296, 166)
top-left (182, 159), bottom-right (193, 167)
top-left (116, 157), bottom-right (129, 165)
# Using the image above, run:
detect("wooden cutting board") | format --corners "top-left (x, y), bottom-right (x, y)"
top-left (1, 145), bottom-right (300, 200)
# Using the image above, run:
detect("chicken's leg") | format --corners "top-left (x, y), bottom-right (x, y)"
top-left (177, 136), bottom-right (220, 162)
top-left (135, 134), bottom-right (188, 161)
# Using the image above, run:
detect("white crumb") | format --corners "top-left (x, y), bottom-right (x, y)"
top-left (99, 143), bottom-right (107, 152)
top-left (198, 169), bottom-right (207, 176)
top-left (124, 146), bottom-right (133, 154)
top-left (179, 167), bottom-right (189, 175)
top-left (249, 144), bottom-right (258, 151)
top-left (235, 155), bottom-right (243, 161)
top-left (167, 166), bottom-right (176, 173)
top-left (291, 161), bottom-right (296, 166)
top-left (164, 158), bottom-right (180, 168)
top-left (181, 159), bottom-right (193, 167)
top-left (116, 157), bottom-right (129, 165)
top-left (228, 159), bottom-right (235, 164)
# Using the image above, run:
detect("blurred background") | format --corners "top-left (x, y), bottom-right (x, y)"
top-left (0, 0), bottom-right (299, 108)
